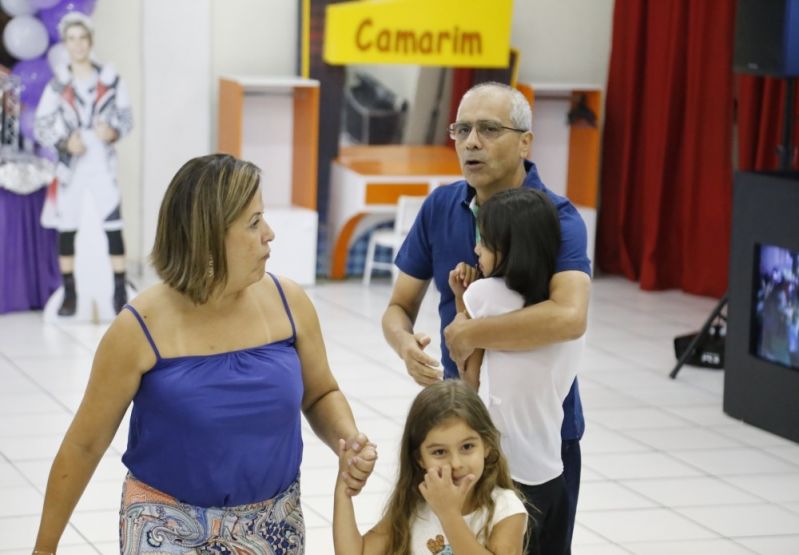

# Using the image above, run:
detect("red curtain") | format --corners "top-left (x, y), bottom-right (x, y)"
top-left (737, 76), bottom-right (799, 171)
top-left (596, 0), bottom-right (736, 298)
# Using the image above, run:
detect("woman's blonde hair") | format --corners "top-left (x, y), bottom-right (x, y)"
top-left (382, 380), bottom-right (518, 554)
top-left (150, 154), bottom-right (261, 304)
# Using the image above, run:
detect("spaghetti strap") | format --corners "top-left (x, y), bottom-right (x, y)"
top-left (267, 273), bottom-right (297, 342)
top-left (123, 304), bottom-right (162, 360)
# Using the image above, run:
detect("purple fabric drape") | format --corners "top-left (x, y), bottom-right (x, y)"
top-left (0, 187), bottom-right (60, 313)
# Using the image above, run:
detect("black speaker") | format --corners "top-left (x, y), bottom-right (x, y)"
top-left (673, 325), bottom-right (726, 370)
top-left (734, 0), bottom-right (799, 76)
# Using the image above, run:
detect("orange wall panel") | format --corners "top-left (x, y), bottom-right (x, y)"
top-left (364, 183), bottom-right (429, 204)
top-left (218, 79), bottom-right (244, 156)
top-left (566, 90), bottom-right (601, 208)
top-left (292, 86), bottom-right (319, 210)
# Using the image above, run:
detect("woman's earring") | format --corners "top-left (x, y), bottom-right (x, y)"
top-left (208, 257), bottom-right (214, 278)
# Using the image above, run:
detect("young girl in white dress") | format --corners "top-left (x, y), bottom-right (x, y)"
top-left (449, 187), bottom-right (584, 555)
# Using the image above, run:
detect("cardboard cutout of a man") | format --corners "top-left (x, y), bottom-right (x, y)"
top-left (35, 13), bottom-right (133, 316)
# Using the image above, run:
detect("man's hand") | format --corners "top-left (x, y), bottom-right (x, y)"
top-left (338, 433), bottom-right (378, 497)
top-left (400, 331), bottom-right (443, 386)
top-left (444, 311), bottom-right (474, 370)
top-left (418, 465), bottom-right (476, 519)
top-left (94, 121), bottom-right (119, 144)
top-left (65, 131), bottom-right (86, 155)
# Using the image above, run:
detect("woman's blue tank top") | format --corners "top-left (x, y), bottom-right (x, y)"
top-left (121, 273), bottom-right (304, 507)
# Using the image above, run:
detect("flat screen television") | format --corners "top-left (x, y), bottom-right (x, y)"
top-left (751, 244), bottom-right (799, 370)
top-left (725, 171), bottom-right (799, 443)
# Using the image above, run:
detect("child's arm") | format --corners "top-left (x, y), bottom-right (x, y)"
top-left (439, 511), bottom-right (525, 554)
top-left (485, 514), bottom-right (527, 555)
top-left (449, 262), bottom-right (481, 313)
top-left (333, 439), bottom-right (389, 555)
top-left (450, 263), bottom-right (483, 387)
top-left (458, 283), bottom-right (484, 390)
top-left (420, 466), bottom-right (513, 554)
top-left (437, 511), bottom-right (495, 554)
top-left (333, 456), bottom-right (363, 554)
top-left (461, 348), bottom-right (484, 391)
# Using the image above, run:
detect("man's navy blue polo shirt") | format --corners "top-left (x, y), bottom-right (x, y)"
top-left (395, 160), bottom-right (592, 440)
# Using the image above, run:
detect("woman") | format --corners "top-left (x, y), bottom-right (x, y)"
top-left (32, 154), bottom-right (377, 554)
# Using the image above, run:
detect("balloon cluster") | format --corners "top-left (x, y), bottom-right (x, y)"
top-left (1, 0), bottom-right (97, 144)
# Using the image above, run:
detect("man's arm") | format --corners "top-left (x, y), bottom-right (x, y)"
top-left (382, 272), bottom-right (443, 386)
top-left (445, 271), bottom-right (590, 367)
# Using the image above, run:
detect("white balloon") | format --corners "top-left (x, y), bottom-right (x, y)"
top-left (47, 42), bottom-right (69, 71)
top-left (2, 15), bottom-right (49, 61)
top-left (0, 0), bottom-right (35, 17)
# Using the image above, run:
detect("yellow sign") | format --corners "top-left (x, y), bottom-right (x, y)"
top-left (324, 0), bottom-right (513, 67)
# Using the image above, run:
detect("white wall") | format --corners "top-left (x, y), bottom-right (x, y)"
top-left (512, 0), bottom-right (614, 87)
top-left (141, 0), bottom-right (212, 272)
top-left (210, 0), bottom-right (299, 148)
top-left (91, 1), bottom-right (143, 268)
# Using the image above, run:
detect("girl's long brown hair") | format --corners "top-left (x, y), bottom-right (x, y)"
top-left (382, 380), bottom-right (518, 554)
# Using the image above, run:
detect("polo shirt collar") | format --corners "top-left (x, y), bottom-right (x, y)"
top-left (459, 159), bottom-right (542, 209)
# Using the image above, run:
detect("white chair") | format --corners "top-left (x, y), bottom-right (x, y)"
top-left (362, 195), bottom-right (426, 285)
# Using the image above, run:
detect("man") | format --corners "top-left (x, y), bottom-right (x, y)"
top-left (381, 82), bottom-right (591, 551)
top-left (35, 13), bottom-right (133, 316)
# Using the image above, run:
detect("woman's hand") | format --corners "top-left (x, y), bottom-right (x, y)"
top-left (448, 262), bottom-right (480, 299)
top-left (418, 465), bottom-right (476, 519)
top-left (338, 433), bottom-right (378, 497)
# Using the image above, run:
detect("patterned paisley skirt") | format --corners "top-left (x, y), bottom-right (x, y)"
top-left (119, 473), bottom-right (305, 554)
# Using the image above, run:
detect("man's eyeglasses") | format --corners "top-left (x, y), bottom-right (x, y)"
top-left (448, 120), bottom-right (528, 141)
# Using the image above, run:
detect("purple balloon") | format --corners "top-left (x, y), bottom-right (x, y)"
top-left (37, 0), bottom-right (97, 44)
top-left (11, 57), bottom-right (53, 106)
top-left (30, 0), bottom-right (62, 9)
top-left (20, 103), bottom-right (37, 142)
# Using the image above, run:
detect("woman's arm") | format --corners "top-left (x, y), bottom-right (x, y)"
top-left (33, 311), bottom-right (152, 553)
top-left (283, 278), bottom-right (376, 494)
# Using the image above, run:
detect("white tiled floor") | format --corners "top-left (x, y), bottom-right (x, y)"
top-left (1, 275), bottom-right (799, 554)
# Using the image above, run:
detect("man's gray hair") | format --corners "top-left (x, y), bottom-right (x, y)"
top-left (460, 81), bottom-right (533, 131)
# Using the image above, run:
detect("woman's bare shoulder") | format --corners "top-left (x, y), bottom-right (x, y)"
top-left (262, 274), bottom-right (313, 315)
top-left (126, 283), bottom-right (183, 317)
top-left (101, 284), bottom-right (179, 372)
